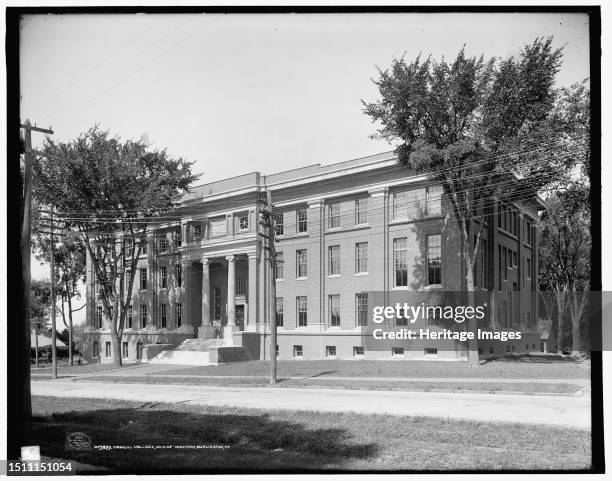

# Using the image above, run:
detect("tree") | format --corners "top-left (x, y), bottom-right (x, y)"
top-left (32, 214), bottom-right (86, 366)
top-left (539, 189), bottom-right (591, 355)
top-left (363, 38), bottom-right (570, 365)
top-left (30, 279), bottom-right (51, 367)
top-left (32, 127), bottom-right (199, 367)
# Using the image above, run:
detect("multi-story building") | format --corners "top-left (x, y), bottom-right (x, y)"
top-left (83, 151), bottom-right (544, 363)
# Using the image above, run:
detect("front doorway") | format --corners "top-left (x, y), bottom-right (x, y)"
top-left (236, 305), bottom-right (245, 331)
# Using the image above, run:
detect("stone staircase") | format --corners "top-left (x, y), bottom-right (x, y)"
top-left (148, 337), bottom-right (250, 366)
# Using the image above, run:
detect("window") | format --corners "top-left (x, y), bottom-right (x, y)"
top-left (525, 219), bottom-right (533, 245)
top-left (105, 342), bottom-right (111, 358)
top-left (160, 303), bottom-right (167, 328)
top-left (297, 296), bottom-right (308, 327)
top-left (297, 209), bottom-right (308, 233)
top-left (175, 230), bottom-right (182, 247)
top-left (513, 251), bottom-right (518, 268)
top-left (293, 345), bottom-right (303, 358)
top-left (328, 245), bottom-right (340, 275)
top-left (125, 239), bottom-right (134, 257)
top-left (393, 186), bottom-right (440, 219)
top-left (122, 342), bottom-right (128, 359)
top-left (276, 297), bottom-right (284, 326)
top-left (140, 239), bottom-right (147, 255)
top-left (427, 234), bottom-right (442, 285)
top-left (193, 223), bottom-right (203, 241)
top-left (159, 236), bottom-right (168, 253)
top-left (176, 302), bottom-right (182, 327)
top-left (503, 248), bottom-right (508, 280)
top-left (329, 295), bottom-right (340, 327)
top-left (96, 306), bottom-right (103, 328)
top-left (355, 242), bottom-right (368, 273)
top-left (489, 346), bottom-right (494, 354)
top-left (326, 346), bottom-right (337, 358)
top-left (126, 270), bottom-right (132, 288)
top-left (127, 305), bottom-right (133, 329)
top-left (498, 245), bottom-right (502, 290)
top-left (355, 198), bottom-right (368, 225)
top-left (238, 214), bottom-right (249, 232)
top-left (426, 185), bottom-right (442, 216)
top-left (394, 238), bottom-right (408, 287)
top-left (237, 276), bottom-right (246, 295)
top-left (274, 214), bottom-right (284, 236)
top-left (424, 347), bottom-right (438, 358)
top-left (140, 268), bottom-right (147, 290)
top-left (296, 249), bottom-right (307, 278)
top-left (136, 342), bottom-right (143, 360)
top-left (141, 304), bottom-right (148, 327)
top-left (214, 288), bottom-right (221, 320)
top-left (392, 347), bottom-right (404, 358)
top-left (160, 266), bottom-right (167, 288)
top-left (177, 264), bottom-right (182, 287)
top-left (328, 203), bottom-right (340, 229)
top-left (526, 258), bottom-right (532, 278)
top-left (275, 252), bottom-right (284, 280)
top-left (93, 341), bottom-right (99, 357)
top-left (353, 346), bottom-right (364, 357)
top-left (355, 293), bottom-right (368, 326)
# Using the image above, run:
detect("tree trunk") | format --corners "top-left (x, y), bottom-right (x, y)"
top-left (34, 322), bottom-right (39, 368)
top-left (67, 291), bottom-right (74, 366)
top-left (466, 262), bottom-right (479, 367)
top-left (110, 332), bottom-right (122, 367)
top-left (554, 291), bottom-right (567, 354)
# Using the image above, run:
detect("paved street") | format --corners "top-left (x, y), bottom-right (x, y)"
top-left (32, 380), bottom-right (591, 429)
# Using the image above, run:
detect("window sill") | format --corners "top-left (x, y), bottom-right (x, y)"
top-left (354, 272), bottom-right (369, 277)
top-left (327, 274), bottom-right (341, 279)
top-left (295, 277), bottom-right (308, 281)
top-left (276, 278), bottom-right (284, 282)
top-left (324, 224), bottom-right (371, 234)
top-left (277, 232), bottom-right (309, 240)
top-left (423, 284), bottom-right (443, 290)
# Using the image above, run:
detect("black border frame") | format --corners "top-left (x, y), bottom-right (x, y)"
top-left (5, 5), bottom-right (603, 475)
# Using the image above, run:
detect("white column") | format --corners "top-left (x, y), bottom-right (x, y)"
top-left (226, 255), bottom-right (236, 327)
top-left (201, 257), bottom-right (211, 325)
top-left (198, 257), bottom-right (213, 339)
top-left (247, 253), bottom-right (258, 331)
top-left (180, 258), bottom-right (189, 331)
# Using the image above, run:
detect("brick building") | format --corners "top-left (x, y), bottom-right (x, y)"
top-left (83, 151), bottom-right (544, 363)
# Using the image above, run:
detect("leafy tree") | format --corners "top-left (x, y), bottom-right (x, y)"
top-left (363, 38), bottom-right (572, 365)
top-left (538, 190), bottom-right (590, 355)
top-left (32, 127), bottom-right (199, 367)
top-left (32, 214), bottom-right (86, 365)
top-left (30, 279), bottom-right (51, 366)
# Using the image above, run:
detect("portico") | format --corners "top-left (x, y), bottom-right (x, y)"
top-left (195, 250), bottom-right (260, 341)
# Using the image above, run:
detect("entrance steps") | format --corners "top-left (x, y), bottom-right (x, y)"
top-left (148, 337), bottom-right (250, 366)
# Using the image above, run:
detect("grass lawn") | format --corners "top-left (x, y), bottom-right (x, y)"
top-left (29, 395), bottom-right (591, 472)
top-left (31, 363), bottom-right (128, 376)
top-left (78, 374), bottom-right (583, 394)
top-left (151, 356), bottom-right (591, 379)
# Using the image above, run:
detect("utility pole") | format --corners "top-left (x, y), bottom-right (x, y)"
top-left (49, 206), bottom-right (58, 379)
top-left (20, 120), bottom-right (53, 419)
top-left (259, 190), bottom-right (279, 384)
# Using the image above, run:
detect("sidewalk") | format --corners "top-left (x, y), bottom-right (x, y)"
top-left (32, 380), bottom-right (591, 429)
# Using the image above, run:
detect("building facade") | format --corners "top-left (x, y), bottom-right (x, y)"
top-left (83, 151), bottom-right (543, 363)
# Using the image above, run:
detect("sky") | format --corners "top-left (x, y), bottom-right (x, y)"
top-left (20, 11), bottom-right (590, 317)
